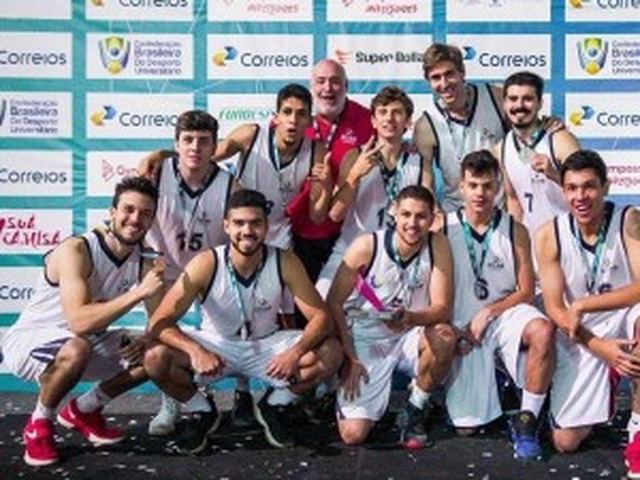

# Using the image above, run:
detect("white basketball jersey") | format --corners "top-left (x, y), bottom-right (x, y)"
top-left (502, 130), bottom-right (567, 234)
top-left (238, 123), bottom-right (314, 249)
top-left (200, 244), bottom-right (285, 340)
top-left (345, 228), bottom-right (433, 341)
top-left (555, 203), bottom-right (633, 335)
top-left (423, 83), bottom-right (504, 212)
top-left (146, 157), bottom-right (234, 283)
top-left (336, 150), bottom-right (423, 251)
top-left (446, 209), bottom-right (517, 328)
top-left (10, 230), bottom-right (143, 331)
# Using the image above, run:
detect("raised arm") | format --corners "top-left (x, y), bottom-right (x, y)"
top-left (412, 115), bottom-right (437, 201)
top-left (308, 145), bottom-right (333, 224)
top-left (213, 123), bottom-right (259, 166)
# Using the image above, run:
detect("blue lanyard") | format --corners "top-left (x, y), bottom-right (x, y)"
top-left (570, 205), bottom-right (610, 295)
top-left (269, 129), bottom-right (299, 204)
top-left (390, 232), bottom-right (423, 308)
top-left (378, 149), bottom-right (408, 206)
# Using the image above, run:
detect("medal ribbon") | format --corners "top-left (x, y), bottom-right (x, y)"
top-left (570, 203), bottom-right (611, 294)
top-left (459, 209), bottom-right (498, 284)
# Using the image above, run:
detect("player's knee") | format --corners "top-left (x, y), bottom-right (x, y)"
top-left (56, 336), bottom-right (92, 366)
top-left (526, 318), bottom-right (555, 348)
top-left (455, 426), bottom-right (479, 437)
top-left (339, 423), bottom-right (369, 445)
top-left (426, 323), bottom-right (457, 358)
top-left (143, 343), bottom-right (172, 379)
top-left (552, 431), bottom-right (585, 453)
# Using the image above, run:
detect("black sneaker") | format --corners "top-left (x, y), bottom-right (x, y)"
top-left (175, 394), bottom-right (221, 455)
top-left (231, 390), bottom-right (257, 428)
top-left (396, 402), bottom-right (429, 450)
top-left (509, 410), bottom-right (542, 461)
top-left (304, 392), bottom-right (337, 425)
top-left (253, 389), bottom-right (294, 449)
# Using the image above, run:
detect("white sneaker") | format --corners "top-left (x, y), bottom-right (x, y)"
top-left (148, 394), bottom-right (180, 436)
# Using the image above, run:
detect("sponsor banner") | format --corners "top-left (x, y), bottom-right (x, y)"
top-left (565, 0), bottom-right (640, 22)
top-left (0, 151), bottom-right (72, 197)
top-left (207, 34), bottom-right (313, 80)
top-left (86, 152), bottom-right (141, 197)
top-left (207, 93), bottom-right (274, 137)
top-left (566, 93), bottom-right (640, 139)
top-left (208, 0), bottom-right (312, 21)
top-left (86, 93), bottom-right (192, 139)
top-left (326, 35), bottom-right (430, 80)
top-left (0, 92), bottom-right (72, 139)
top-left (448, 34), bottom-right (551, 80)
top-left (447, 0), bottom-right (550, 22)
top-left (604, 150), bottom-right (640, 195)
top-left (86, 34), bottom-right (193, 80)
top-left (0, 209), bottom-right (71, 254)
top-left (0, 0), bottom-right (71, 19)
top-left (0, 267), bottom-right (39, 314)
top-left (566, 34), bottom-right (640, 79)
top-left (86, 0), bottom-right (194, 21)
top-left (327, 0), bottom-right (431, 23)
top-left (0, 32), bottom-right (71, 79)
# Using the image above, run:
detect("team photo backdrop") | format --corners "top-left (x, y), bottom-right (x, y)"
top-left (0, 0), bottom-right (638, 390)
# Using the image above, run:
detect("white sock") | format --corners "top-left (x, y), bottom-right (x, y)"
top-left (408, 384), bottom-right (431, 410)
top-left (628, 411), bottom-right (640, 442)
top-left (31, 399), bottom-right (55, 421)
top-left (183, 391), bottom-right (212, 413)
top-left (76, 386), bottom-right (112, 413)
top-left (236, 377), bottom-right (250, 393)
top-left (267, 388), bottom-right (298, 407)
top-left (521, 390), bottom-right (546, 418)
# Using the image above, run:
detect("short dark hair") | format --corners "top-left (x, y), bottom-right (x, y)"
top-left (174, 110), bottom-right (219, 141)
top-left (560, 149), bottom-right (608, 186)
top-left (224, 189), bottom-right (273, 218)
top-left (370, 86), bottom-right (414, 119)
top-left (423, 43), bottom-right (465, 80)
top-left (276, 83), bottom-right (312, 113)
top-left (394, 185), bottom-right (436, 212)
top-left (112, 176), bottom-right (158, 209)
top-left (503, 71), bottom-right (544, 101)
top-left (460, 150), bottom-right (501, 180)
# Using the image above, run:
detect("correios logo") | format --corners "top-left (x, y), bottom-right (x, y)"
top-left (577, 37), bottom-right (608, 75)
top-left (462, 45), bottom-right (547, 68)
top-left (98, 36), bottom-right (131, 74)
top-left (91, 0), bottom-right (104, 5)
top-left (568, 0), bottom-right (588, 6)
top-left (91, 105), bottom-right (117, 126)
top-left (213, 46), bottom-right (239, 66)
top-left (569, 106), bottom-right (595, 126)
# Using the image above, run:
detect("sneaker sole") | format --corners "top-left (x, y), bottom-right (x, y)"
top-left (24, 452), bottom-right (59, 467)
top-left (56, 414), bottom-right (124, 445)
top-left (253, 404), bottom-right (293, 449)
top-left (175, 415), bottom-right (222, 456)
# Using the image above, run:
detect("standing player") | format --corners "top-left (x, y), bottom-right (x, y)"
top-left (1, 177), bottom-right (165, 466)
top-left (327, 185), bottom-right (455, 448)
top-left (495, 71), bottom-right (580, 234)
top-left (316, 86), bottom-right (429, 297)
top-left (444, 150), bottom-right (554, 461)
top-left (535, 150), bottom-right (640, 477)
top-left (143, 189), bottom-right (343, 454)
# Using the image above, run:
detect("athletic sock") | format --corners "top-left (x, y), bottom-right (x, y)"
top-left (183, 391), bottom-right (212, 413)
top-left (628, 411), bottom-right (640, 442)
top-left (521, 389), bottom-right (546, 418)
top-left (408, 384), bottom-right (431, 410)
top-left (76, 386), bottom-right (112, 413)
top-left (31, 399), bottom-right (55, 421)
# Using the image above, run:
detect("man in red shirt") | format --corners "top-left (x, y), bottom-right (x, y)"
top-left (287, 59), bottom-right (374, 286)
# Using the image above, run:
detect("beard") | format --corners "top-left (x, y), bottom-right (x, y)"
top-left (230, 235), bottom-right (263, 257)
top-left (109, 223), bottom-right (144, 247)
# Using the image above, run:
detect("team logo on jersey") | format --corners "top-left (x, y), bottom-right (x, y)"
top-left (487, 255), bottom-right (505, 270)
top-left (577, 37), bottom-right (608, 76)
top-left (98, 36), bottom-right (131, 74)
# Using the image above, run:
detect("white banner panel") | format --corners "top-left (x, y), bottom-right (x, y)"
top-left (86, 34), bottom-right (194, 80)
top-left (0, 209), bottom-right (72, 254)
top-left (0, 151), bottom-right (72, 197)
top-left (447, 0), bottom-right (550, 22)
top-left (565, 0), bottom-right (639, 22)
top-left (566, 34), bottom-right (640, 79)
top-left (566, 93), bottom-right (640, 139)
top-left (86, 152), bottom-right (142, 197)
top-left (0, 92), bottom-right (72, 138)
top-left (326, 35), bottom-right (430, 81)
top-left (207, 94), bottom-right (275, 137)
top-left (208, 0), bottom-right (313, 21)
top-left (604, 150), bottom-right (640, 195)
top-left (0, 33), bottom-right (71, 79)
top-left (207, 34), bottom-right (313, 80)
top-left (86, 0), bottom-right (194, 21)
top-left (448, 34), bottom-right (551, 80)
top-left (0, 267), bottom-right (39, 314)
top-left (0, 0), bottom-right (71, 19)
top-left (327, 0), bottom-right (431, 23)
top-left (86, 93), bottom-right (193, 139)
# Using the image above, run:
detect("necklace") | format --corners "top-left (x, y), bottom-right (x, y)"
top-left (458, 208), bottom-right (499, 300)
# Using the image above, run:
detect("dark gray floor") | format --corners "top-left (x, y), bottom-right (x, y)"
top-left (0, 391), bottom-right (628, 480)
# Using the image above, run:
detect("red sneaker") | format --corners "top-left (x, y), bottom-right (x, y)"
top-left (625, 431), bottom-right (640, 479)
top-left (23, 417), bottom-right (59, 466)
top-left (57, 399), bottom-right (124, 445)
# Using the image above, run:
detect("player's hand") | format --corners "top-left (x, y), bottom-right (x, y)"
top-left (189, 346), bottom-right (225, 377)
top-left (138, 258), bottom-right (165, 298)
top-left (347, 137), bottom-right (383, 183)
top-left (118, 335), bottom-right (145, 368)
top-left (310, 152), bottom-right (333, 191)
top-left (593, 338), bottom-right (640, 378)
top-left (339, 356), bottom-right (369, 402)
top-left (567, 301), bottom-right (583, 342)
top-left (266, 347), bottom-right (301, 382)
top-left (382, 307), bottom-right (411, 333)
top-left (541, 115), bottom-right (565, 135)
top-left (137, 150), bottom-right (173, 182)
top-left (530, 153), bottom-right (554, 177)
top-left (468, 307), bottom-right (494, 343)
top-left (454, 326), bottom-right (476, 356)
